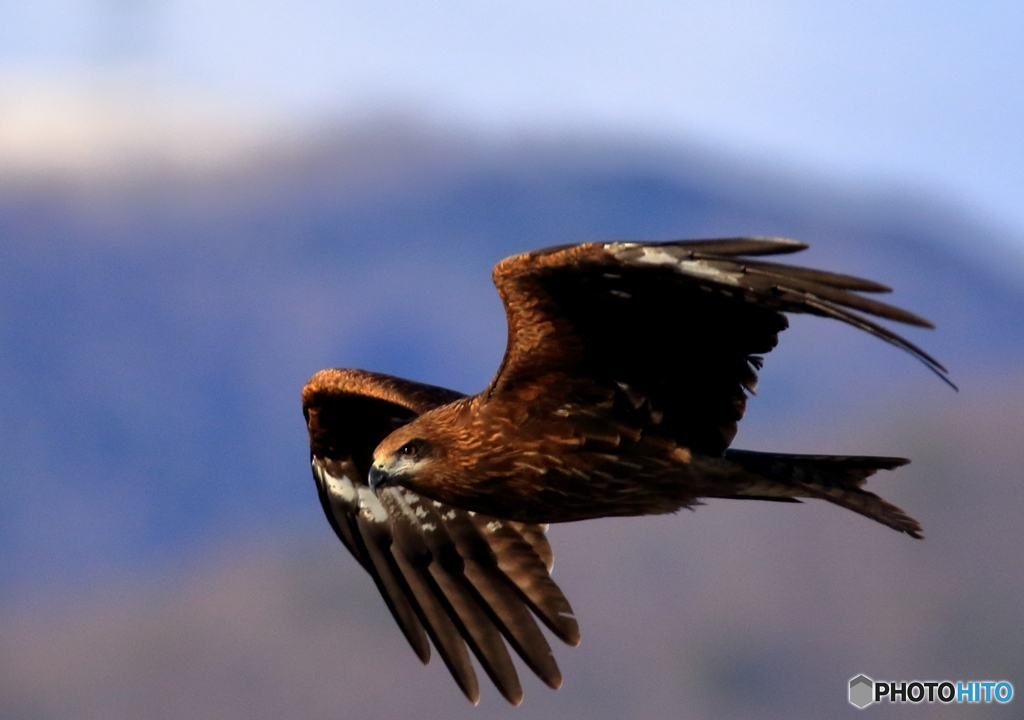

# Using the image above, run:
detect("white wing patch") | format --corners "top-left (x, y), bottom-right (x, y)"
top-left (605, 242), bottom-right (743, 286)
top-left (315, 460), bottom-right (358, 503)
top-left (674, 258), bottom-right (742, 286)
top-left (385, 486), bottom-right (435, 527)
top-left (356, 486), bottom-right (389, 523)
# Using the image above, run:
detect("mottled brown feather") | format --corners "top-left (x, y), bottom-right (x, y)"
top-left (370, 238), bottom-right (945, 527)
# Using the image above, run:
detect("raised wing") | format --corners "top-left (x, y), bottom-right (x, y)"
top-left (302, 368), bottom-right (579, 705)
top-left (489, 237), bottom-right (951, 456)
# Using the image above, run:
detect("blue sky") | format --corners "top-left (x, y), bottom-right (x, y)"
top-left (2, 1), bottom-right (1023, 254)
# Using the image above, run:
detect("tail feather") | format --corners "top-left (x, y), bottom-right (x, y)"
top-left (723, 449), bottom-right (923, 538)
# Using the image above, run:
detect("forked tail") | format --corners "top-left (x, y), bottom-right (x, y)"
top-left (723, 449), bottom-right (923, 538)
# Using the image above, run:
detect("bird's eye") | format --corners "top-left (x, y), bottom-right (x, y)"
top-left (400, 443), bottom-right (418, 457)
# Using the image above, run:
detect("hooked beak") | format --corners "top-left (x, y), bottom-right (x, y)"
top-left (368, 464), bottom-right (390, 492)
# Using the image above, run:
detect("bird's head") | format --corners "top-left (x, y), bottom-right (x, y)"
top-left (369, 422), bottom-right (437, 493)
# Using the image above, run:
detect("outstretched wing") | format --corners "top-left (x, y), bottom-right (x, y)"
top-left (489, 237), bottom-right (951, 456)
top-left (302, 368), bottom-right (579, 705)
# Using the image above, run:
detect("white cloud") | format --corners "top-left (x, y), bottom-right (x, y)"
top-left (0, 70), bottom-right (288, 179)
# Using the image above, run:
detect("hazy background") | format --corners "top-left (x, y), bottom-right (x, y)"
top-left (0, 2), bottom-right (1021, 718)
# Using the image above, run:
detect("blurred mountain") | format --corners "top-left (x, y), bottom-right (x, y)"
top-left (0, 121), bottom-right (1020, 719)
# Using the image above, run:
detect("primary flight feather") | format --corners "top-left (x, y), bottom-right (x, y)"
top-left (302, 237), bottom-right (950, 704)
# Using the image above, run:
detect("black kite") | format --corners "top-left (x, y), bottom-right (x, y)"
top-left (302, 237), bottom-right (950, 704)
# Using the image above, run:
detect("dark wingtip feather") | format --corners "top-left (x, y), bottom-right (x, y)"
top-left (799, 296), bottom-right (956, 390)
top-left (686, 236), bottom-right (810, 256)
top-left (741, 260), bottom-right (895, 293)
top-left (623, 236), bottom-right (809, 258)
top-left (388, 541), bottom-right (482, 704)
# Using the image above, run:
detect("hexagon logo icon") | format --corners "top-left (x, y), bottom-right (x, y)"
top-left (849, 675), bottom-right (874, 708)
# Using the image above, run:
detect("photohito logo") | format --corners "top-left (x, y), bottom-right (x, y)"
top-left (849, 675), bottom-right (1013, 708)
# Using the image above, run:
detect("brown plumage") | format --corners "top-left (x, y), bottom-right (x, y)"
top-left (302, 369), bottom-right (578, 705)
top-left (303, 237), bottom-right (950, 704)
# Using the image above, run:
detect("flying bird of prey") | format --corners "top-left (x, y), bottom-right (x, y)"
top-left (302, 237), bottom-right (950, 705)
